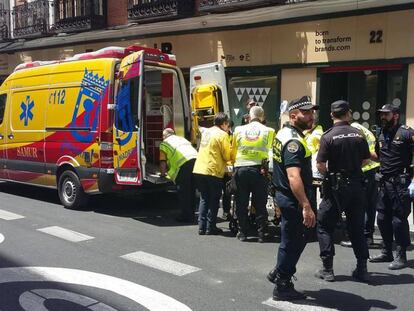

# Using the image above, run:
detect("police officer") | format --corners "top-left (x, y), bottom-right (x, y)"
top-left (369, 104), bottom-right (414, 270)
top-left (267, 96), bottom-right (316, 301)
top-left (232, 106), bottom-right (275, 242)
top-left (341, 122), bottom-right (379, 247)
top-left (315, 100), bottom-right (370, 282)
top-left (159, 128), bottom-right (198, 222)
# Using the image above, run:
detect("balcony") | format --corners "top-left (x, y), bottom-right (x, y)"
top-left (128, 0), bottom-right (194, 23)
top-left (0, 9), bottom-right (10, 41)
top-left (13, 0), bottom-right (52, 39)
top-left (198, 0), bottom-right (314, 13)
top-left (52, 0), bottom-right (106, 33)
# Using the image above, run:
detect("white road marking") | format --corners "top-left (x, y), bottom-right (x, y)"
top-left (121, 251), bottom-right (201, 276)
top-left (263, 298), bottom-right (339, 311)
top-left (0, 209), bottom-right (24, 220)
top-left (19, 289), bottom-right (117, 311)
top-left (0, 267), bottom-right (192, 311)
top-left (37, 226), bottom-right (94, 242)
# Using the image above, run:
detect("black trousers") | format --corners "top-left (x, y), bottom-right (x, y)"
top-left (234, 166), bottom-right (268, 234)
top-left (317, 181), bottom-right (369, 260)
top-left (363, 169), bottom-right (378, 238)
top-left (377, 179), bottom-right (411, 250)
top-left (175, 159), bottom-right (196, 219)
top-left (275, 191), bottom-right (310, 277)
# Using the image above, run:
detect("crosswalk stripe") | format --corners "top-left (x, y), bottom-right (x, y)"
top-left (37, 226), bottom-right (94, 242)
top-left (121, 251), bottom-right (201, 276)
top-left (262, 298), bottom-right (339, 311)
top-left (0, 209), bottom-right (25, 220)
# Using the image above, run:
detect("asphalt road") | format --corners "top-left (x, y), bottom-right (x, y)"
top-left (0, 181), bottom-right (413, 311)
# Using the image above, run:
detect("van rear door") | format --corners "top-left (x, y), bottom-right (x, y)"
top-left (189, 62), bottom-right (229, 142)
top-left (113, 51), bottom-right (144, 185)
top-left (0, 92), bottom-right (6, 179)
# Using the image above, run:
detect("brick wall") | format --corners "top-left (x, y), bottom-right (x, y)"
top-left (107, 0), bottom-right (128, 27)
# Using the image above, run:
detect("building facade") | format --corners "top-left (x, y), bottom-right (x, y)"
top-left (0, 0), bottom-right (414, 131)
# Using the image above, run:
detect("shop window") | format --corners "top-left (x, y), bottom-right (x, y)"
top-left (318, 66), bottom-right (406, 131)
top-left (227, 75), bottom-right (280, 129)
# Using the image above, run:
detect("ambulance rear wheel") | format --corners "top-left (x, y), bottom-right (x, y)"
top-left (58, 170), bottom-right (86, 209)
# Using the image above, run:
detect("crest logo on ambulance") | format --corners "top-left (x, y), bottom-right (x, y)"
top-left (71, 68), bottom-right (109, 142)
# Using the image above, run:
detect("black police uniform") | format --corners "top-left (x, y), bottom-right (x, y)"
top-left (268, 95), bottom-right (317, 301)
top-left (370, 118), bottom-right (414, 268)
top-left (316, 115), bottom-right (370, 280)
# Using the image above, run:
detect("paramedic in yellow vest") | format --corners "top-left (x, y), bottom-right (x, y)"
top-left (340, 122), bottom-right (379, 247)
top-left (304, 119), bottom-right (324, 240)
top-left (193, 113), bottom-right (231, 235)
top-left (267, 96), bottom-right (317, 301)
top-left (231, 106), bottom-right (275, 242)
top-left (159, 128), bottom-right (198, 223)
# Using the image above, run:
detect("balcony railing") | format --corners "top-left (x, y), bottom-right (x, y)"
top-left (199, 0), bottom-right (315, 13)
top-left (128, 0), bottom-right (194, 23)
top-left (13, 0), bottom-right (52, 39)
top-left (52, 0), bottom-right (106, 33)
top-left (0, 9), bottom-right (11, 41)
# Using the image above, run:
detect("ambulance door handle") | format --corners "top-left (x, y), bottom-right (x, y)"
top-left (0, 134), bottom-right (3, 140)
top-left (8, 134), bottom-right (13, 140)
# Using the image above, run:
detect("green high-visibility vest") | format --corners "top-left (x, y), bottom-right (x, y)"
top-left (159, 135), bottom-right (198, 181)
top-left (234, 121), bottom-right (275, 167)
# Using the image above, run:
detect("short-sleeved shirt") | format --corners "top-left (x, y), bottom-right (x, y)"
top-left (272, 124), bottom-right (313, 196)
top-left (376, 124), bottom-right (414, 177)
top-left (317, 121), bottom-right (370, 177)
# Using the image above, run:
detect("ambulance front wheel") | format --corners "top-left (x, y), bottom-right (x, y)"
top-left (58, 170), bottom-right (87, 209)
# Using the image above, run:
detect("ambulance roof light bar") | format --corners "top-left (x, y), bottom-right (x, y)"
top-left (13, 45), bottom-right (176, 72)
top-left (14, 60), bottom-right (58, 72)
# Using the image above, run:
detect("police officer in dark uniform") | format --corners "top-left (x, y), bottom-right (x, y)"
top-left (267, 96), bottom-right (317, 301)
top-left (369, 104), bottom-right (414, 270)
top-left (315, 100), bottom-right (371, 282)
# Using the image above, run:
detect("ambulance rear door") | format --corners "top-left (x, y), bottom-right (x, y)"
top-left (0, 92), bottom-right (6, 179)
top-left (189, 62), bottom-right (229, 142)
top-left (112, 51), bottom-right (144, 185)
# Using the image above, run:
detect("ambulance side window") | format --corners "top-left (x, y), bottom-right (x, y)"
top-left (0, 94), bottom-right (6, 126)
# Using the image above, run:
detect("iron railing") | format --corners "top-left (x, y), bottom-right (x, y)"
top-left (0, 8), bottom-right (10, 41)
top-left (12, 0), bottom-right (51, 39)
top-left (128, 0), bottom-right (194, 23)
top-left (199, 0), bottom-right (315, 13)
top-left (53, 0), bottom-right (106, 33)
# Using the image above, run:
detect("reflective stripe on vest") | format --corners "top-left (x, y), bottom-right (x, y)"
top-left (234, 122), bottom-right (275, 167)
top-left (273, 126), bottom-right (311, 163)
top-left (351, 122), bottom-right (380, 172)
top-left (159, 135), bottom-right (197, 181)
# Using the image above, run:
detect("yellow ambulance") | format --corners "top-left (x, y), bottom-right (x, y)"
top-left (0, 46), bottom-right (192, 209)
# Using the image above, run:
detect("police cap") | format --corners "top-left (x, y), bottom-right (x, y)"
top-left (377, 104), bottom-right (400, 114)
top-left (288, 96), bottom-right (319, 112)
top-left (331, 100), bottom-right (350, 113)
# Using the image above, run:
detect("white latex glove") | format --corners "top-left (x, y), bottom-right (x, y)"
top-left (409, 180), bottom-right (414, 198)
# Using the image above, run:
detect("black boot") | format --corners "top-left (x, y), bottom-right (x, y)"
top-left (369, 249), bottom-right (393, 263)
top-left (315, 257), bottom-right (335, 282)
top-left (273, 274), bottom-right (306, 301)
top-left (389, 246), bottom-right (408, 270)
top-left (267, 268), bottom-right (277, 284)
top-left (352, 259), bottom-right (369, 282)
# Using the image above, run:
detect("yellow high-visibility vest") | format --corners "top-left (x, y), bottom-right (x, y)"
top-left (159, 135), bottom-right (198, 181)
top-left (351, 122), bottom-right (380, 172)
top-left (232, 121), bottom-right (275, 167)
